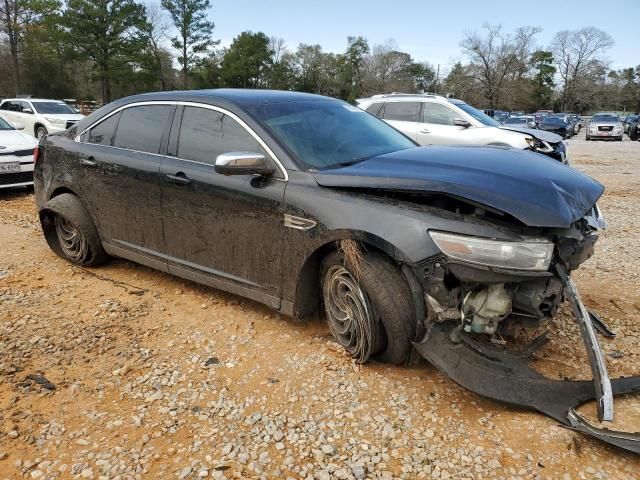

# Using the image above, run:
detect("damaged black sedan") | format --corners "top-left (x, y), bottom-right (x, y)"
top-left (33, 90), bottom-right (640, 453)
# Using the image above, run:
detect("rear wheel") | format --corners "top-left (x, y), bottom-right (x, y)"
top-left (321, 250), bottom-right (416, 364)
top-left (40, 193), bottom-right (109, 266)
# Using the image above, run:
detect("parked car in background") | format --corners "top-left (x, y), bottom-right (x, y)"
top-left (628, 115), bottom-right (640, 141)
top-left (357, 94), bottom-right (567, 162)
top-left (623, 114), bottom-right (638, 134)
top-left (547, 114), bottom-right (576, 137)
top-left (0, 115), bottom-right (37, 189)
top-left (586, 112), bottom-right (623, 141)
top-left (0, 98), bottom-right (84, 140)
top-left (502, 115), bottom-right (536, 129)
top-left (568, 114), bottom-right (582, 133)
top-left (538, 116), bottom-right (573, 139)
top-left (534, 110), bottom-right (553, 127)
top-left (483, 109), bottom-right (510, 122)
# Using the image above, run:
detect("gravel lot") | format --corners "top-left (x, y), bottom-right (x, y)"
top-left (1, 137), bottom-right (639, 479)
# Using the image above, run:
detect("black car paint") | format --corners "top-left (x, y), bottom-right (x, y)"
top-left (35, 90), bottom-right (604, 316)
top-left (538, 119), bottom-right (571, 138)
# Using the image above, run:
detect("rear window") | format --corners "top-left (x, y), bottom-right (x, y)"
top-left (113, 105), bottom-right (172, 154)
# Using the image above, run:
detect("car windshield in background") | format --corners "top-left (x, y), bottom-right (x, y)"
top-left (542, 117), bottom-right (564, 124)
top-left (31, 102), bottom-right (77, 114)
top-left (453, 102), bottom-right (500, 127)
top-left (591, 114), bottom-right (619, 123)
top-left (0, 117), bottom-right (13, 130)
top-left (503, 118), bottom-right (526, 125)
top-left (248, 100), bottom-right (416, 170)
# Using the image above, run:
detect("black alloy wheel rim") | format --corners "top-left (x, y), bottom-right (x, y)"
top-left (323, 265), bottom-right (376, 363)
top-left (54, 216), bottom-right (88, 263)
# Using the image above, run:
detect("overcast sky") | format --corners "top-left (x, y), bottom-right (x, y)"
top-left (161, 0), bottom-right (638, 74)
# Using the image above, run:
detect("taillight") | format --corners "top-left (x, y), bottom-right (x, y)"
top-left (33, 146), bottom-right (40, 165)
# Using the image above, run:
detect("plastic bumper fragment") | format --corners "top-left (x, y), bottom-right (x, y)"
top-left (414, 323), bottom-right (640, 454)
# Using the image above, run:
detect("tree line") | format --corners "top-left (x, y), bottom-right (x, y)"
top-left (1, 1), bottom-right (639, 113)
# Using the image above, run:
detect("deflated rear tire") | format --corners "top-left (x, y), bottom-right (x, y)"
top-left (40, 193), bottom-right (109, 267)
top-left (321, 250), bottom-right (416, 364)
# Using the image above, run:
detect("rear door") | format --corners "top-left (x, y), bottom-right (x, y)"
top-left (75, 104), bottom-right (174, 267)
top-left (417, 102), bottom-right (470, 145)
top-left (160, 104), bottom-right (286, 306)
top-left (380, 101), bottom-right (421, 141)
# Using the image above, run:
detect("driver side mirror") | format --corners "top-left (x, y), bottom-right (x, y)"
top-left (22, 108), bottom-right (33, 114)
top-left (214, 152), bottom-right (274, 176)
top-left (454, 118), bottom-right (470, 128)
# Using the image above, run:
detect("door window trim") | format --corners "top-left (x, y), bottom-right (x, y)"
top-left (75, 100), bottom-right (288, 181)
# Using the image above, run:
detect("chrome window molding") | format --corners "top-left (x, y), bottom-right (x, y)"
top-left (74, 100), bottom-right (288, 181)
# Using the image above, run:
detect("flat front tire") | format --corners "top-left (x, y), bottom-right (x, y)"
top-left (321, 250), bottom-right (416, 364)
top-left (40, 193), bottom-right (109, 266)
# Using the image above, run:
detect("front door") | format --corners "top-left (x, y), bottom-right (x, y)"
top-left (160, 105), bottom-right (286, 306)
top-left (417, 102), bottom-right (470, 145)
top-left (75, 104), bottom-right (174, 266)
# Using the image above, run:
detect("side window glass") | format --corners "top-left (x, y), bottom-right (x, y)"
top-left (20, 101), bottom-right (32, 113)
top-left (0, 102), bottom-right (9, 111)
top-left (177, 107), bottom-right (265, 165)
top-left (382, 102), bottom-right (421, 122)
top-left (88, 112), bottom-right (121, 146)
top-left (4, 101), bottom-right (20, 112)
top-left (113, 105), bottom-right (172, 154)
top-left (422, 103), bottom-right (459, 126)
top-left (365, 102), bottom-right (383, 116)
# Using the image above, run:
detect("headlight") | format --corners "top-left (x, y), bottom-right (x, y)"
top-left (524, 137), bottom-right (552, 153)
top-left (429, 231), bottom-right (554, 271)
top-left (589, 126), bottom-right (596, 132)
top-left (45, 117), bottom-right (66, 125)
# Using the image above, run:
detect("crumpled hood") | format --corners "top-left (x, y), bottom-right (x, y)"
top-left (499, 126), bottom-right (563, 143)
top-left (313, 146), bottom-right (604, 228)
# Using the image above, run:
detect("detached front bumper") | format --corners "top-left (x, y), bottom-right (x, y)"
top-left (414, 266), bottom-right (640, 454)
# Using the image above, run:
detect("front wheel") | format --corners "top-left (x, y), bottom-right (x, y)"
top-left (321, 249), bottom-right (416, 364)
top-left (35, 125), bottom-right (48, 140)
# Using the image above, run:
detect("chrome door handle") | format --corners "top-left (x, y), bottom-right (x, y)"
top-left (80, 157), bottom-right (97, 167)
top-left (165, 173), bottom-right (191, 185)
top-left (419, 128), bottom-right (431, 134)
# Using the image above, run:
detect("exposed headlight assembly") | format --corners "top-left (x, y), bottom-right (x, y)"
top-left (524, 137), bottom-right (553, 153)
top-left (429, 231), bottom-right (554, 271)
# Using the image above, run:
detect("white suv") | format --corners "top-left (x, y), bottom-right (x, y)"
top-left (0, 98), bottom-right (84, 140)
top-left (357, 94), bottom-right (567, 163)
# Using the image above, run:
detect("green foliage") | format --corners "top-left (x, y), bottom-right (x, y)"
top-left (530, 50), bottom-right (556, 109)
top-left (0, 0), bottom-right (61, 93)
top-left (220, 31), bottom-right (272, 88)
top-left (161, 0), bottom-right (216, 87)
top-left (64, 0), bottom-right (149, 102)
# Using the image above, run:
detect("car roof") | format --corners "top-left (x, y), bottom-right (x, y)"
top-left (358, 94), bottom-right (464, 105)
top-left (1, 98), bottom-right (66, 102)
top-left (119, 89), bottom-right (333, 107)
